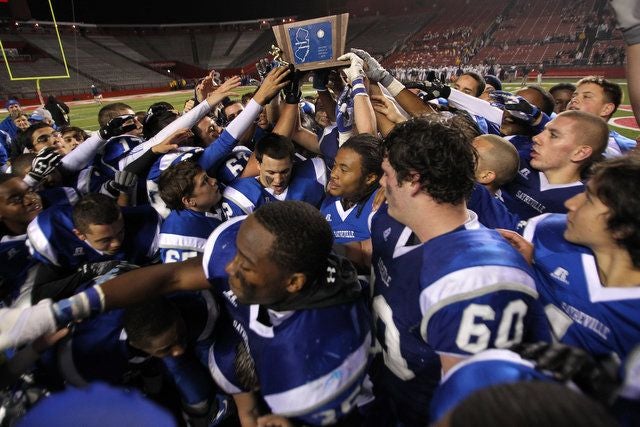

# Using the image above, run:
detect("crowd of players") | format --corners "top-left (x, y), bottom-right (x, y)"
top-left (1, 1), bottom-right (640, 426)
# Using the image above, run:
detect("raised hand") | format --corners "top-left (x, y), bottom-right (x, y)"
top-left (337, 53), bottom-right (366, 84)
top-left (253, 66), bottom-right (291, 106)
top-left (206, 75), bottom-right (242, 107)
top-left (28, 146), bottom-right (62, 183)
top-left (351, 48), bottom-right (392, 85)
top-left (371, 94), bottom-right (406, 124)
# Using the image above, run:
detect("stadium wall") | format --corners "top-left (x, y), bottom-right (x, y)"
top-left (10, 86), bottom-right (172, 107)
top-left (537, 66), bottom-right (625, 79)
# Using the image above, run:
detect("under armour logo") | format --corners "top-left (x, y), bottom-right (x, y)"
top-left (325, 213), bottom-right (332, 222)
top-left (518, 168), bottom-right (531, 179)
top-left (550, 267), bottom-right (569, 284)
top-left (73, 247), bottom-right (84, 257)
top-left (383, 227), bottom-right (391, 242)
top-left (326, 266), bottom-right (336, 284)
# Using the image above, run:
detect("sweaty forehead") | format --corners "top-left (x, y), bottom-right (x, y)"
top-left (0, 178), bottom-right (28, 199)
top-left (237, 216), bottom-right (275, 260)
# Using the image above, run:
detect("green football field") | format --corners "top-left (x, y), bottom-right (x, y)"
top-left (2, 79), bottom-right (638, 139)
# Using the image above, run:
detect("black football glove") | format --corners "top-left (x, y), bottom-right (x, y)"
top-left (283, 65), bottom-right (303, 105)
top-left (99, 114), bottom-right (137, 139)
top-left (490, 90), bottom-right (541, 123)
top-left (512, 341), bottom-right (621, 405)
top-left (404, 80), bottom-right (451, 101)
top-left (103, 170), bottom-right (138, 198)
top-left (28, 147), bottom-right (62, 183)
top-left (78, 260), bottom-right (139, 282)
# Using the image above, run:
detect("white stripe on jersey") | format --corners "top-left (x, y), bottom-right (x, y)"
top-left (202, 215), bottom-right (246, 279)
top-left (208, 344), bottom-right (243, 394)
top-left (264, 333), bottom-right (371, 417)
top-left (419, 265), bottom-right (538, 339)
top-left (158, 233), bottom-right (209, 252)
top-left (27, 218), bottom-right (59, 266)
top-left (223, 187), bottom-right (256, 215)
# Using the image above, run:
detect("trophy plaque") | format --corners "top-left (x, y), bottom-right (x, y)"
top-left (271, 14), bottom-right (350, 71)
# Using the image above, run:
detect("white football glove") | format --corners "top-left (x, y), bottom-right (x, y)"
top-left (0, 299), bottom-right (57, 351)
top-left (337, 53), bottom-right (366, 84)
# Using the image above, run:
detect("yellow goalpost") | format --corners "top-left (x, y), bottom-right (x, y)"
top-left (0, 0), bottom-right (70, 103)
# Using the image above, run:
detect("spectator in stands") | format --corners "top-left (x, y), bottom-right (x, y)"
top-left (29, 108), bottom-right (57, 129)
top-left (568, 76), bottom-right (637, 156)
top-left (452, 72), bottom-right (485, 97)
top-left (549, 82), bottom-right (576, 114)
top-left (0, 99), bottom-right (23, 140)
top-left (44, 95), bottom-right (70, 128)
top-left (536, 63), bottom-right (544, 84)
top-left (12, 113), bottom-right (30, 133)
top-left (91, 84), bottom-right (103, 105)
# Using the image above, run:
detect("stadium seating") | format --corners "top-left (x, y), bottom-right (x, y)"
top-left (0, 0), bottom-right (626, 101)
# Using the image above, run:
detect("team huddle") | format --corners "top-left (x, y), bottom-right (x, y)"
top-left (1, 13), bottom-right (640, 427)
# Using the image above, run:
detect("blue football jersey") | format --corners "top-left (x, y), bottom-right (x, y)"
top-left (501, 158), bottom-right (584, 220)
top-left (146, 147), bottom-right (203, 218)
top-left (0, 233), bottom-right (35, 307)
top-left (370, 205), bottom-right (549, 423)
top-left (321, 191), bottom-right (376, 243)
top-left (222, 158), bottom-right (327, 218)
top-left (98, 135), bottom-right (144, 179)
top-left (38, 186), bottom-right (80, 207)
top-left (429, 349), bottom-right (552, 423)
top-left (216, 146), bottom-right (251, 186)
top-left (71, 165), bottom-right (111, 196)
top-left (159, 208), bottom-right (226, 263)
top-left (468, 183), bottom-right (523, 231)
top-left (605, 130), bottom-right (637, 158)
top-left (27, 204), bottom-right (160, 270)
top-left (525, 213), bottom-right (640, 360)
top-left (203, 217), bottom-right (371, 425)
top-left (506, 134), bottom-right (533, 161)
top-left (1, 193), bottom-right (80, 307)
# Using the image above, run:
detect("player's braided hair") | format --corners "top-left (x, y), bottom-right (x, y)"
top-left (339, 134), bottom-right (383, 217)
